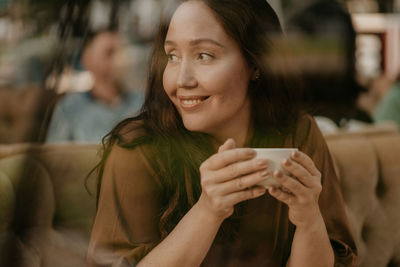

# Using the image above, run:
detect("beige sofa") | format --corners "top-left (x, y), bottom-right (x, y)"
top-left (0, 143), bottom-right (98, 267)
top-left (0, 128), bottom-right (399, 267)
top-left (325, 128), bottom-right (400, 266)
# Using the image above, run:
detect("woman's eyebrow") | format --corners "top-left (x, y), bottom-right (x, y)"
top-left (164, 38), bottom-right (225, 48)
top-left (189, 38), bottom-right (225, 48)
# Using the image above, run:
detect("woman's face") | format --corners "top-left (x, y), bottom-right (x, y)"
top-left (162, 1), bottom-right (254, 143)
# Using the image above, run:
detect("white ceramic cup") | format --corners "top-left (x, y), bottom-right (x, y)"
top-left (253, 148), bottom-right (298, 189)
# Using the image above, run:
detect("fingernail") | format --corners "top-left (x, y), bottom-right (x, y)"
top-left (269, 186), bottom-right (276, 193)
top-left (247, 149), bottom-right (256, 156)
top-left (292, 151), bottom-right (299, 158)
top-left (275, 170), bottom-right (283, 178)
top-left (261, 170), bottom-right (270, 177)
top-left (255, 188), bottom-right (266, 195)
top-left (257, 159), bottom-right (269, 167)
top-left (283, 159), bottom-right (291, 166)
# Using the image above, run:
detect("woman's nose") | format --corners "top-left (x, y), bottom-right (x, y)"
top-left (177, 61), bottom-right (197, 88)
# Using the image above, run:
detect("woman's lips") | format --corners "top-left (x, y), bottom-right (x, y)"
top-left (178, 95), bottom-right (210, 110)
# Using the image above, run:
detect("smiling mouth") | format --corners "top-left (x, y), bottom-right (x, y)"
top-left (178, 96), bottom-right (210, 109)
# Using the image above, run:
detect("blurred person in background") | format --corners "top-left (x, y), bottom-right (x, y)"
top-left (373, 77), bottom-right (400, 130)
top-left (46, 30), bottom-right (144, 143)
top-left (285, 0), bottom-right (372, 133)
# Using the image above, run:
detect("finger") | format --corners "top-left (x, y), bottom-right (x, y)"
top-left (268, 186), bottom-right (296, 206)
top-left (218, 138), bottom-right (236, 153)
top-left (206, 148), bottom-right (256, 170)
top-left (223, 186), bottom-right (266, 207)
top-left (290, 151), bottom-right (320, 177)
top-left (212, 157), bottom-right (269, 183)
top-left (281, 158), bottom-right (315, 188)
top-left (218, 169), bottom-right (270, 195)
top-left (273, 170), bottom-right (306, 196)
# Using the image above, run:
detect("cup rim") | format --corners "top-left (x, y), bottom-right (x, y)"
top-left (252, 148), bottom-right (298, 151)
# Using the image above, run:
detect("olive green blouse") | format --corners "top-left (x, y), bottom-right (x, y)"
top-left (87, 115), bottom-right (357, 266)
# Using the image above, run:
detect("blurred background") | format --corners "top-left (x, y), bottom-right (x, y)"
top-left (1, 1), bottom-right (400, 267)
top-left (0, 0), bottom-right (400, 144)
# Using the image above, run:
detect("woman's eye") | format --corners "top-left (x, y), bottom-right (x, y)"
top-left (167, 54), bottom-right (179, 62)
top-left (198, 53), bottom-right (214, 61)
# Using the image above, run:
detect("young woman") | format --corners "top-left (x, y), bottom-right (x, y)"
top-left (87, 0), bottom-right (357, 266)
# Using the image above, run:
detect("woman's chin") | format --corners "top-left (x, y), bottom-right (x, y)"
top-left (182, 120), bottom-right (208, 134)
top-left (183, 124), bottom-right (204, 133)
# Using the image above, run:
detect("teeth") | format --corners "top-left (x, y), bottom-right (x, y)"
top-left (182, 99), bottom-right (202, 105)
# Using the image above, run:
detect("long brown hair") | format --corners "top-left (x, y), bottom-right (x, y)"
top-left (94, 0), bottom-right (302, 239)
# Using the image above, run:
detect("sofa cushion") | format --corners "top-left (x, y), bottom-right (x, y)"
top-left (27, 144), bottom-right (99, 235)
top-left (0, 143), bottom-right (99, 235)
top-left (0, 144), bottom-right (99, 267)
top-left (0, 155), bottom-right (55, 229)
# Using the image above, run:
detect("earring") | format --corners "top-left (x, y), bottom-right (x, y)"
top-left (253, 73), bottom-right (260, 81)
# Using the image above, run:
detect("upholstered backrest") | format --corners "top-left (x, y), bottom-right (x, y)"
top-left (0, 143), bottom-right (99, 267)
top-left (325, 130), bottom-right (400, 267)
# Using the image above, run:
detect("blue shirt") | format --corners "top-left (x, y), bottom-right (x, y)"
top-left (46, 91), bottom-right (144, 143)
top-left (374, 83), bottom-right (400, 130)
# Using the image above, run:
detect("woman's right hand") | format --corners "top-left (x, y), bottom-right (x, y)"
top-left (197, 138), bottom-right (270, 222)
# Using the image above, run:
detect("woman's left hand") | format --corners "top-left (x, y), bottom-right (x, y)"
top-left (268, 150), bottom-right (323, 230)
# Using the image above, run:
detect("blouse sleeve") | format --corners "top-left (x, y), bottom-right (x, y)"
top-left (87, 144), bottom-right (162, 267)
top-left (294, 114), bottom-right (357, 266)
